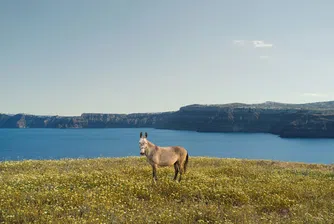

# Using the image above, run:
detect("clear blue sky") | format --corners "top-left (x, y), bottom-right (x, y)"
top-left (1, 0), bottom-right (334, 115)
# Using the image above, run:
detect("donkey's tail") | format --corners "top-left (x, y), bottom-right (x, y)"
top-left (184, 153), bottom-right (189, 174)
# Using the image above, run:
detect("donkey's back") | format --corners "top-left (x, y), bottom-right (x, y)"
top-left (155, 145), bottom-right (188, 167)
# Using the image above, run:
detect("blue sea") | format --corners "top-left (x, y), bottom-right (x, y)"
top-left (0, 128), bottom-right (334, 164)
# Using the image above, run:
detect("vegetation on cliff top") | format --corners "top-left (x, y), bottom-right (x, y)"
top-left (182, 100), bottom-right (334, 111)
top-left (0, 157), bottom-right (333, 223)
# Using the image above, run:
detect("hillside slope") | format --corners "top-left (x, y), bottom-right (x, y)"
top-left (0, 157), bottom-right (333, 223)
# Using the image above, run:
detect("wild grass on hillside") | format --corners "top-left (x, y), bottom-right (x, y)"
top-left (0, 157), bottom-right (333, 223)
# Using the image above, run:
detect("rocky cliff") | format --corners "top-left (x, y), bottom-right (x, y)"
top-left (1, 101), bottom-right (334, 138)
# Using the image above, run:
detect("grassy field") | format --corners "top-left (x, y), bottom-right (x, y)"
top-left (0, 157), bottom-right (333, 223)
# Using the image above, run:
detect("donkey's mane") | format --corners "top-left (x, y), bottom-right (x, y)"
top-left (147, 140), bottom-right (157, 148)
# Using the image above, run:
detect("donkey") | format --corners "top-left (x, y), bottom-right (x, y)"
top-left (139, 132), bottom-right (189, 182)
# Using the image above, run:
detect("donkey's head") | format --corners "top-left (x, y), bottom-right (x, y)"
top-left (139, 132), bottom-right (148, 155)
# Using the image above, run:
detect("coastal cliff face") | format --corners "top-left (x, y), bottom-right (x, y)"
top-left (279, 114), bottom-right (334, 138)
top-left (0, 113), bottom-right (171, 129)
top-left (156, 105), bottom-right (334, 138)
top-left (1, 101), bottom-right (334, 138)
top-left (80, 112), bottom-right (171, 128)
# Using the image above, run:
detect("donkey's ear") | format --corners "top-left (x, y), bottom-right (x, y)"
top-left (145, 132), bottom-right (148, 138)
top-left (140, 132), bottom-right (142, 138)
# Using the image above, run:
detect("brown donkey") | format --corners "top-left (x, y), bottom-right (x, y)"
top-left (139, 132), bottom-right (189, 182)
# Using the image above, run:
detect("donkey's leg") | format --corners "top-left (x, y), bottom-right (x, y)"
top-left (178, 160), bottom-right (184, 182)
top-left (173, 162), bottom-right (180, 181)
top-left (178, 169), bottom-right (182, 182)
top-left (152, 164), bottom-right (158, 182)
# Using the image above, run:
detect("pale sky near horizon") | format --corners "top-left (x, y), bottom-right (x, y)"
top-left (1, 0), bottom-right (334, 116)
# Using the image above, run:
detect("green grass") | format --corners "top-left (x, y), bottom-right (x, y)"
top-left (0, 157), bottom-right (333, 223)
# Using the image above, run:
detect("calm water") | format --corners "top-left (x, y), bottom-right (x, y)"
top-left (0, 128), bottom-right (334, 164)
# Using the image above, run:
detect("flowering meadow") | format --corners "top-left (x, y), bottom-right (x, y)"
top-left (0, 157), bottom-right (333, 223)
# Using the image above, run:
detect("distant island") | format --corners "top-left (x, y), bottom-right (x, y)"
top-left (1, 101), bottom-right (334, 138)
